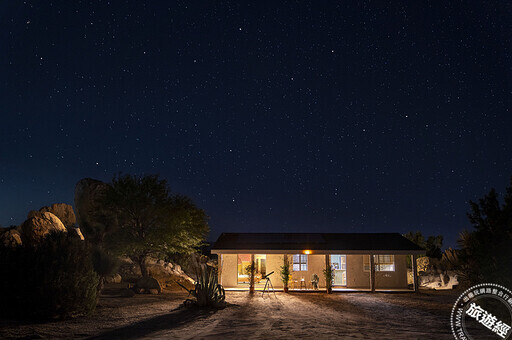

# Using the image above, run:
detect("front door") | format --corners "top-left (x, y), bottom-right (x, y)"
top-left (331, 255), bottom-right (347, 286)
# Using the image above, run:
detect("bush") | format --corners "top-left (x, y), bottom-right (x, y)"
top-left (0, 232), bottom-right (99, 319)
top-left (92, 245), bottom-right (120, 291)
top-left (177, 263), bottom-right (225, 308)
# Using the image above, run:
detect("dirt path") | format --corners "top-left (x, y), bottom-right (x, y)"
top-left (123, 292), bottom-right (457, 339)
top-left (0, 291), bottom-right (460, 339)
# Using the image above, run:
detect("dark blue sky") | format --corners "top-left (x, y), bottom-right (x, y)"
top-left (1, 1), bottom-right (510, 248)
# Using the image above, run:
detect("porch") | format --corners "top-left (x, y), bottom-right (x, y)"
top-left (212, 232), bottom-right (425, 292)
top-left (216, 253), bottom-right (421, 292)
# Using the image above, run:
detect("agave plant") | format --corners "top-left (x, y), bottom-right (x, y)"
top-left (177, 263), bottom-right (226, 308)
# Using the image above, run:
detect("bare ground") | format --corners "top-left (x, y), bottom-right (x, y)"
top-left (0, 288), bottom-right (464, 339)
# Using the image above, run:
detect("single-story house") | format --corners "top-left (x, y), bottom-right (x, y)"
top-left (211, 232), bottom-right (425, 291)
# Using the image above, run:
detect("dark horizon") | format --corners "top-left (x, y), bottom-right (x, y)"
top-left (1, 1), bottom-right (511, 249)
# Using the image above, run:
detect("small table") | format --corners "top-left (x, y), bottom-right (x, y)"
top-left (299, 279), bottom-right (307, 290)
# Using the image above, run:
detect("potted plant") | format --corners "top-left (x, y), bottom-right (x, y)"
top-left (323, 265), bottom-right (334, 294)
top-left (245, 261), bottom-right (256, 294)
top-left (280, 255), bottom-right (291, 292)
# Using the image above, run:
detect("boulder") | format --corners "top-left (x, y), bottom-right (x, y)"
top-left (106, 273), bottom-right (122, 284)
top-left (38, 203), bottom-right (76, 228)
top-left (135, 277), bottom-right (162, 294)
top-left (72, 227), bottom-right (85, 240)
top-left (74, 178), bottom-right (112, 242)
top-left (0, 228), bottom-right (22, 247)
top-left (118, 256), bottom-right (193, 284)
top-left (419, 271), bottom-right (459, 290)
top-left (20, 212), bottom-right (67, 245)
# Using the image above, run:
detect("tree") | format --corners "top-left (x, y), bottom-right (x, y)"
top-left (403, 231), bottom-right (443, 259)
top-left (458, 179), bottom-right (512, 287)
top-left (103, 174), bottom-right (209, 277)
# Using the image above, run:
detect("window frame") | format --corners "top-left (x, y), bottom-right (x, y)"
top-left (363, 255), bottom-right (395, 272)
top-left (292, 254), bottom-right (308, 271)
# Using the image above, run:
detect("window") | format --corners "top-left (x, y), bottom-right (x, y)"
top-left (363, 255), bottom-right (395, 272)
top-left (293, 254), bottom-right (308, 271)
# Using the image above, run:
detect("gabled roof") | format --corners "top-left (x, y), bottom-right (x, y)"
top-left (211, 232), bottom-right (425, 255)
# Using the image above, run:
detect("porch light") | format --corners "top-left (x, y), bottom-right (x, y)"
top-left (303, 250), bottom-right (312, 255)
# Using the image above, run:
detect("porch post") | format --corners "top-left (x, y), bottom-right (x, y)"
top-left (250, 254), bottom-right (255, 293)
top-left (411, 254), bottom-right (418, 292)
top-left (370, 254), bottom-right (375, 292)
top-left (283, 254), bottom-right (289, 292)
top-left (218, 254), bottom-right (223, 286)
top-left (325, 254), bottom-right (331, 293)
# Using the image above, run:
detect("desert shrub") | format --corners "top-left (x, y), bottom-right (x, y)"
top-left (92, 245), bottom-right (120, 291)
top-left (177, 263), bottom-right (226, 308)
top-left (0, 232), bottom-right (98, 319)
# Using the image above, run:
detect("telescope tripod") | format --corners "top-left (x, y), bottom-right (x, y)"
top-left (262, 276), bottom-right (276, 297)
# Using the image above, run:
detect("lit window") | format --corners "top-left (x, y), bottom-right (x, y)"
top-left (363, 255), bottom-right (395, 272)
top-left (293, 254), bottom-right (308, 271)
top-left (237, 254), bottom-right (266, 284)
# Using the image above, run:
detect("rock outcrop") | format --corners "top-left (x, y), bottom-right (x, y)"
top-left (71, 227), bottom-right (85, 240)
top-left (20, 212), bottom-right (67, 245)
top-left (0, 228), bottom-right (22, 247)
top-left (416, 252), bottom-right (459, 290)
top-left (135, 277), bottom-right (162, 294)
top-left (119, 256), bottom-right (193, 284)
top-left (105, 273), bottom-right (122, 284)
top-left (38, 203), bottom-right (76, 228)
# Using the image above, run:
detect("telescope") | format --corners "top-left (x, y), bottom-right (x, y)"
top-left (261, 271), bottom-right (276, 297)
top-left (261, 271), bottom-right (274, 280)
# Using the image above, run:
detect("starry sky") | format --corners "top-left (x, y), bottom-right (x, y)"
top-left (0, 1), bottom-right (511, 248)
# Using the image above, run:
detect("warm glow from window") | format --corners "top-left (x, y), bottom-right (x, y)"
top-left (237, 254), bottom-right (266, 284)
top-left (293, 254), bottom-right (308, 271)
top-left (363, 255), bottom-right (395, 272)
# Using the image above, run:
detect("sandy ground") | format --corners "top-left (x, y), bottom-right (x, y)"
top-left (0, 288), bottom-right (467, 339)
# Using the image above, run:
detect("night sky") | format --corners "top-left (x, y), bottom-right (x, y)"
top-left (1, 1), bottom-right (511, 248)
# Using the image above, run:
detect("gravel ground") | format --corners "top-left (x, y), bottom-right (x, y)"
top-left (0, 289), bottom-right (472, 339)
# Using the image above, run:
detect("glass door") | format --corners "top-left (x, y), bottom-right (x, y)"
top-left (237, 254), bottom-right (266, 284)
top-left (331, 255), bottom-right (346, 286)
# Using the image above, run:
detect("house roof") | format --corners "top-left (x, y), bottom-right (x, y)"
top-left (211, 232), bottom-right (425, 255)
